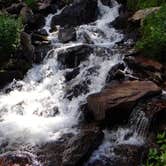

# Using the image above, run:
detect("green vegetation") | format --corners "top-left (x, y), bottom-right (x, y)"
top-left (136, 5), bottom-right (166, 61)
top-left (127, 0), bottom-right (166, 10)
top-left (0, 14), bottom-right (22, 55)
top-left (24, 0), bottom-right (37, 9)
top-left (146, 132), bottom-right (166, 166)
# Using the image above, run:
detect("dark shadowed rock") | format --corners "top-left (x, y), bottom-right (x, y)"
top-left (51, 0), bottom-right (98, 28)
top-left (34, 44), bottom-right (52, 63)
top-left (58, 27), bottom-right (76, 43)
top-left (62, 127), bottom-right (104, 166)
top-left (0, 70), bottom-right (23, 88)
top-left (20, 32), bottom-right (34, 63)
top-left (106, 63), bottom-right (125, 83)
top-left (37, 0), bottom-right (57, 15)
top-left (101, 0), bottom-right (112, 7)
top-left (125, 55), bottom-right (163, 72)
top-left (0, 152), bottom-right (32, 166)
top-left (124, 55), bottom-right (163, 84)
top-left (20, 6), bottom-right (33, 25)
top-left (87, 81), bottom-right (161, 122)
top-left (24, 13), bottom-right (45, 32)
top-left (6, 2), bottom-right (25, 15)
top-left (65, 67), bottom-right (80, 82)
top-left (37, 125), bottom-right (104, 166)
top-left (57, 44), bottom-right (93, 68)
top-left (113, 144), bottom-right (147, 166)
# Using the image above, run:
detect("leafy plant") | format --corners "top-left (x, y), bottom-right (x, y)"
top-left (0, 14), bottom-right (22, 55)
top-left (136, 5), bottom-right (166, 61)
top-left (146, 132), bottom-right (166, 166)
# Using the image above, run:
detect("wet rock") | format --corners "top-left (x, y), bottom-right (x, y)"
top-left (62, 127), bottom-right (104, 166)
top-left (125, 55), bottom-right (163, 72)
top-left (106, 63), bottom-right (125, 83)
top-left (34, 44), bottom-right (52, 63)
top-left (111, 8), bottom-right (129, 30)
top-left (20, 32), bottom-right (34, 63)
top-left (58, 27), bottom-right (76, 43)
top-left (101, 0), bottom-right (112, 7)
top-left (37, 29), bottom-right (48, 36)
top-left (2, 58), bottom-right (31, 74)
top-left (87, 81), bottom-right (162, 122)
top-left (0, 152), bottom-right (32, 166)
top-left (37, 0), bottom-right (57, 15)
top-left (114, 144), bottom-right (147, 166)
top-left (51, 0), bottom-right (98, 28)
top-left (136, 98), bottom-right (166, 128)
top-left (65, 67), bottom-right (80, 82)
top-left (31, 33), bottom-right (48, 43)
top-left (0, 70), bottom-right (23, 88)
top-left (124, 55), bottom-right (163, 84)
top-left (57, 44), bottom-right (93, 68)
top-left (20, 6), bottom-right (33, 25)
top-left (66, 79), bottom-right (90, 100)
top-left (25, 13), bottom-right (45, 32)
top-left (37, 126), bottom-right (104, 166)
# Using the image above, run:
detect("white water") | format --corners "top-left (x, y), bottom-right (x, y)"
top-left (0, 0), bottom-right (123, 152)
top-left (85, 107), bottom-right (148, 166)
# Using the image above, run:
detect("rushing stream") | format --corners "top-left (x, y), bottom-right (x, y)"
top-left (0, 0), bottom-right (150, 165)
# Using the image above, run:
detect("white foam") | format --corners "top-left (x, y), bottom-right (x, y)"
top-left (0, 0), bottom-right (123, 149)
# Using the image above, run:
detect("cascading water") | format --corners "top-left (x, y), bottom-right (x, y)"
top-left (85, 104), bottom-right (150, 166)
top-left (0, 0), bottom-right (123, 157)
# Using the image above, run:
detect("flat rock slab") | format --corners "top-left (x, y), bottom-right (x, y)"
top-left (87, 81), bottom-right (162, 121)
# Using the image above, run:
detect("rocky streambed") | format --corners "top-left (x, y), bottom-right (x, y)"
top-left (0, 0), bottom-right (165, 166)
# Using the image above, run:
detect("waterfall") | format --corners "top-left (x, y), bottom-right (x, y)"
top-left (85, 102), bottom-right (151, 166)
top-left (0, 0), bottom-right (123, 154)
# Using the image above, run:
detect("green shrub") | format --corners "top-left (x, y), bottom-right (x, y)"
top-left (127, 0), bottom-right (166, 10)
top-left (146, 132), bottom-right (166, 166)
top-left (136, 5), bottom-right (166, 61)
top-left (0, 14), bottom-right (22, 55)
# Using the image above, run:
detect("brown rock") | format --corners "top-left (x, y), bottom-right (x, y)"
top-left (129, 7), bottom-right (160, 25)
top-left (125, 55), bottom-right (163, 72)
top-left (0, 152), bottom-right (32, 166)
top-left (62, 126), bottom-right (104, 166)
top-left (124, 55), bottom-right (163, 84)
top-left (114, 144), bottom-right (147, 166)
top-left (87, 81), bottom-right (161, 121)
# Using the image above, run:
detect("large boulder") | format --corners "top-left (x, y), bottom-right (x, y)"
top-left (57, 44), bottom-right (93, 68)
top-left (51, 0), bottom-right (98, 28)
top-left (58, 27), bottom-right (76, 43)
top-left (87, 81), bottom-right (162, 122)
